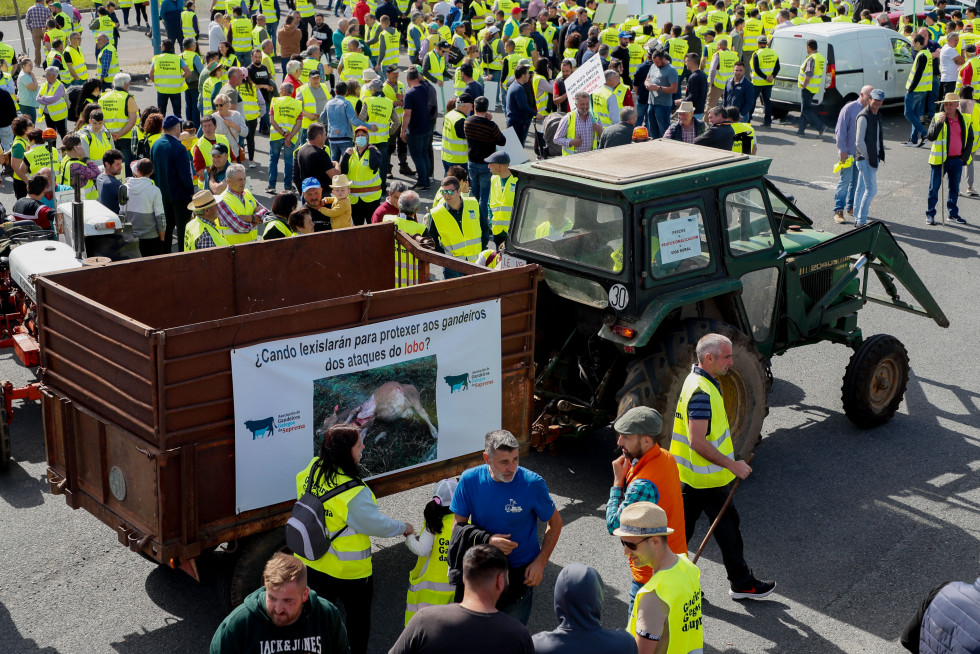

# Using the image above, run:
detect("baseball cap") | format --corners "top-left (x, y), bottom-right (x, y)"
top-left (211, 143), bottom-right (229, 155)
top-left (511, 6), bottom-right (522, 13)
top-left (432, 477), bottom-right (458, 506)
top-left (870, 88), bottom-right (885, 100)
top-left (458, 92), bottom-right (474, 104)
top-left (301, 177), bottom-right (321, 192)
top-left (437, 40), bottom-right (451, 48)
top-left (618, 30), bottom-right (631, 38)
top-left (354, 124), bottom-right (370, 135)
top-left (162, 115), bottom-right (182, 130)
top-left (385, 63), bottom-right (400, 73)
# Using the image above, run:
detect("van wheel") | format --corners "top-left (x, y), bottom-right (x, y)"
top-left (772, 106), bottom-right (789, 120)
top-left (224, 530), bottom-right (288, 610)
top-left (615, 319), bottom-right (769, 460)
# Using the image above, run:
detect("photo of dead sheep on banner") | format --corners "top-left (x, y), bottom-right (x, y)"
top-left (313, 356), bottom-right (439, 476)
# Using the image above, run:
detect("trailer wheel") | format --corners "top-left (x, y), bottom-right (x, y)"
top-left (615, 319), bottom-right (769, 461)
top-left (226, 529), bottom-right (287, 609)
top-left (0, 405), bottom-right (9, 473)
top-left (841, 334), bottom-right (910, 429)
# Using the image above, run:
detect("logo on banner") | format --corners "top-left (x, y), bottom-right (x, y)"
top-left (244, 410), bottom-right (306, 439)
top-left (244, 417), bottom-right (275, 439)
top-left (444, 373), bottom-right (470, 393)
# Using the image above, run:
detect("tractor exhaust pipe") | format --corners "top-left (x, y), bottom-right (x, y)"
top-left (71, 170), bottom-right (85, 260)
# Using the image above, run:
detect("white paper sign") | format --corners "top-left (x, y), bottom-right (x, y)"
top-left (436, 81), bottom-right (449, 115)
top-left (496, 126), bottom-right (530, 164)
top-left (564, 53), bottom-right (606, 99)
top-left (902, 0), bottom-right (926, 16)
top-left (231, 300), bottom-right (502, 513)
top-left (657, 215), bottom-right (702, 264)
top-left (653, 2), bottom-right (687, 26)
top-left (592, 3), bottom-right (616, 24)
top-left (483, 80), bottom-right (500, 109)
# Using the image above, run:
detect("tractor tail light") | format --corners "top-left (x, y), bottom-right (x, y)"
top-left (612, 325), bottom-right (636, 339)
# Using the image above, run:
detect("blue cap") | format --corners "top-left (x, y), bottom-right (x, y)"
top-left (486, 151), bottom-right (510, 164)
top-left (618, 30), bottom-right (631, 38)
top-left (162, 115), bottom-right (182, 130)
top-left (301, 177), bottom-right (321, 192)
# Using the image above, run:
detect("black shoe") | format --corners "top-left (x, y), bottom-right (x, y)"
top-left (917, 136), bottom-right (927, 148)
top-left (950, 216), bottom-right (967, 224)
top-left (901, 140), bottom-right (917, 147)
top-left (730, 578), bottom-right (776, 600)
top-left (400, 165), bottom-right (415, 175)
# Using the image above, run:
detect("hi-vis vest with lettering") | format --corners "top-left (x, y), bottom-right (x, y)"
top-left (628, 555), bottom-right (703, 654)
top-left (404, 514), bottom-right (455, 626)
top-left (713, 49), bottom-right (739, 89)
top-left (670, 370), bottom-right (736, 488)
top-left (909, 49), bottom-right (934, 92)
top-left (294, 461), bottom-right (374, 579)
top-left (152, 52), bottom-right (187, 94)
top-left (431, 198), bottom-right (482, 261)
top-left (489, 174), bottom-right (516, 234)
top-left (797, 51), bottom-right (825, 94)
top-left (441, 109), bottom-right (468, 163)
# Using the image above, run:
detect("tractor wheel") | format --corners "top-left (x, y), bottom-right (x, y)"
top-left (615, 319), bottom-right (769, 460)
top-left (841, 334), bottom-right (910, 429)
top-left (225, 529), bottom-right (287, 610)
top-left (0, 400), bottom-right (10, 473)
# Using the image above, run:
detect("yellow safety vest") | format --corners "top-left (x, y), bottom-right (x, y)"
top-left (797, 51), bottom-right (825, 94)
top-left (201, 75), bottom-right (220, 113)
top-left (239, 82), bottom-right (261, 121)
top-left (591, 85), bottom-right (615, 127)
top-left (363, 23), bottom-right (380, 57)
top-left (670, 370), bottom-right (736, 488)
top-left (340, 52), bottom-right (370, 81)
top-left (46, 27), bottom-right (67, 52)
top-left (909, 49), bottom-right (934, 93)
top-left (512, 35), bottom-right (532, 58)
top-left (99, 89), bottom-right (134, 140)
top-left (713, 50), bottom-right (739, 89)
top-left (502, 52), bottom-right (521, 89)
top-left (668, 37), bottom-right (688, 73)
top-left (0, 42), bottom-right (15, 67)
top-left (270, 95), bottom-right (302, 142)
top-left (59, 157), bottom-right (98, 200)
top-left (192, 134), bottom-right (229, 188)
top-left (381, 29), bottom-right (400, 68)
top-left (93, 16), bottom-right (115, 43)
top-left (182, 50), bottom-right (203, 86)
top-left (471, 0), bottom-right (490, 18)
top-left (431, 197), bottom-right (482, 260)
top-left (261, 218), bottom-right (293, 239)
top-left (426, 51), bottom-right (446, 79)
top-left (365, 94), bottom-right (394, 145)
top-left (252, 25), bottom-right (269, 48)
top-left (65, 46), bottom-right (89, 82)
top-left (561, 111), bottom-right (597, 156)
top-left (81, 128), bottom-right (114, 163)
top-left (487, 39), bottom-right (503, 71)
top-left (181, 10), bottom-right (196, 39)
top-left (752, 48), bottom-right (778, 86)
top-left (216, 189), bottom-right (260, 243)
top-left (384, 215), bottom-right (427, 286)
top-left (38, 80), bottom-right (69, 122)
top-left (533, 73), bottom-right (551, 116)
top-left (731, 121), bottom-right (755, 153)
top-left (184, 216), bottom-right (230, 250)
top-left (12, 136), bottom-right (30, 182)
top-left (627, 42), bottom-right (645, 80)
top-left (24, 144), bottom-right (60, 176)
top-left (535, 217), bottom-right (574, 237)
top-left (489, 174), bottom-right (516, 234)
top-left (441, 109), bottom-right (468, 163)
top-left (300, 57), bottom-right (320, 84)
top-left (46, 49), bottom-right (74, 85)
top-left (294, 463), bottom-right (374, 579)
top-left (258, 0), bottom-right (278, 23)
top-left (408, 23), bottom-right (425, 58)
top-left (152, 53), bottom-right (187, 94)
top-left (295, 0), bottom-right (314, 18)
top-left (230, 17), bottom-right (253, 53)
top-left (98, 43), bottom-right (120, 83)
top-left (928, 118), bottom-right (972, 165)
top-left (346, 147), bottom-right (382, 203)
top-left (383, 81), bottom-right (406, 119)
top-left (628, 555), bottom-right (703, 654)
top-left (297, 83), bottom-right (330, 128)
top-left (743, 18), bottom-right (764, 52)
top-left (599, 27), bottom-right (619, 49)
top-left (404, 514), bottom-right (455, 626)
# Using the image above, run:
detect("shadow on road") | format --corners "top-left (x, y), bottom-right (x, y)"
top-left (0, 601), bottom-right (61, 653)
top-left (0, 460), bottom-right (46, 509)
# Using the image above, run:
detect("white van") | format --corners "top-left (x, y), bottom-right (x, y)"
top-left (769, 24), bottom-right (913, 123)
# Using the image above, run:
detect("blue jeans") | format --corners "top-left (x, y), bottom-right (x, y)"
top-left (798, 89), bottom-right (823, 135)
top-left (185, 88), bottom-right (200, 124)
top-left (651, 104), bottom-right (672, 138)
top-left (406, 133), bottom-right (430, 188)
top-left (635, 101), bottom-right (652, 134)
top-left (509, 119), bottom-right (531, 147)
top-left (329, 138), bottom-right (352, 162)
top-left (853, 159), bottom-right (877, 224)
top-left (904, 92), bottom-right (928, 141)
top-left (157, 92), bottom-right (181, 118)
top-left (267, 21), bottom-right (278, 49)
top-left (500, 586), bottom-right (533, 626)
top-left (468, 161), bottom-right (492, 245)
top-left (927, 158), bottom-right (964, 220)
top-left (833, 160), bottom-right (857, 213)
top-left (268, 138), bottom-right (296, 189)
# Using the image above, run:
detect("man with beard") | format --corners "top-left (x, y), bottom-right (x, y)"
top-left (210, 552), bottom-right (349, 653)
top-left (606, 406), bottom-right (686, 616)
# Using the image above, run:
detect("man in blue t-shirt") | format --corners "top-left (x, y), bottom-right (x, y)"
top-left (450, 430), bottom-right (563, 626)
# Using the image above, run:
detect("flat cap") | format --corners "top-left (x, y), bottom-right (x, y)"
top-left (485, 150), bottom-right (510, 164)
top-left (613, 406), bottom-right (663, 436)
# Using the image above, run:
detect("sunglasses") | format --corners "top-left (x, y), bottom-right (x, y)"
top-left (620, 536), bottom-right (652, 551)
top-left (440, 188), bottom-right (456, 196)
top-left (214, 103), bottom-right (226, 107)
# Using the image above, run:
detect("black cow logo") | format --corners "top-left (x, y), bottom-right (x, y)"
top-left (444, 373), bottom-right (469, 393)
top-left (244, 417), bottom-right (275, 439)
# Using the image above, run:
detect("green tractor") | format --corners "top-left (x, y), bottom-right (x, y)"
top-left (502, 141), bottom-right (948, 457)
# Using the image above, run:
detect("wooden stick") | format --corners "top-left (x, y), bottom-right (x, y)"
top-left (691, 453), bottom-right (755, 565)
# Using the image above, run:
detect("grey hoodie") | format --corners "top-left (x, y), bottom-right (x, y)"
top-left (531, 563), bottom-right (637, 654)
top-left (122, 176), bottom-right (166, 240)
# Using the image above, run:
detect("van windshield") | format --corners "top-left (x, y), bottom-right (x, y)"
top-left (513, 188), bottom-right (625, 273)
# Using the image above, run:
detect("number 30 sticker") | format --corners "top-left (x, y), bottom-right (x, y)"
top-left (608, 284), bottom-right (629, 310)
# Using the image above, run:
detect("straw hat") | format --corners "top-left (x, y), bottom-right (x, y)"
top-left (331, 174), bottom-right (351, 188)
top-left (187, 190), bottom-right (217, 212)
top-left (675, 100), bottom-right (695, 114)
top-left (938, 92), bottom-right (960, 105)
top-left (612, 501), bottom-right (674, 538)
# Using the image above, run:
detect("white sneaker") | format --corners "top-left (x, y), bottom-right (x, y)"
top-left (248, 162), bottom-right (257, 169)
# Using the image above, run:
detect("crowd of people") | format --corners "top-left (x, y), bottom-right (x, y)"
top-left (5, 0), bottom-right (972, 262)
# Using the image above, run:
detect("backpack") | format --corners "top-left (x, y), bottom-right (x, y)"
top-left (66, 86), bottom-right (83, 122)
top-left (285, 462), bottom-right (364, 561)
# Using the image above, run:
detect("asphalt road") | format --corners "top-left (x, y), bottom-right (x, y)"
top-left (2, 24), bottom-right (980, 654)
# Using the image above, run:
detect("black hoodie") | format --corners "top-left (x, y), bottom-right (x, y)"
top-left (209, 586), bottom-right (349, 654)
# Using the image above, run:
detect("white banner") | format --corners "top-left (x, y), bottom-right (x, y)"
top-left (496, 126), bottom-right (530, 165)
top-left (564, 53), bottom-right (606, 99)
top-left (653, 2), bottom-right (687, 27)
top-left (231, 300), bottom-right (503, 513)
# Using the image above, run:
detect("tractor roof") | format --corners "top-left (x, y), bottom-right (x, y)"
top-left (514, 140), bottom-right (772, 204)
